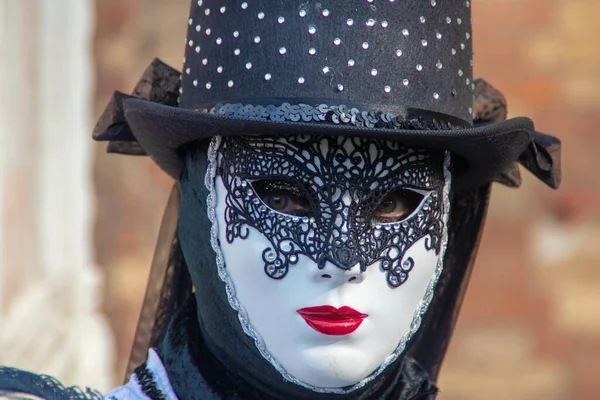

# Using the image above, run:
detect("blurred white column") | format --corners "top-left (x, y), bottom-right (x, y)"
top-left (0, 0), bottom-right (114, 392)
top-left (0, 0), bottom-right (5, 333)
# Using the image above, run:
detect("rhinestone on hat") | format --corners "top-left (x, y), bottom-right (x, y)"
top-left (184, 0), bottom-right (475, 123)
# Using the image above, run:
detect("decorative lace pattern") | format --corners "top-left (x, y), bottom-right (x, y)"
top-left (0, 367), bottom-right (103, 400)
top-left (205, 136), bottom-right (452, 394)
top-left (199, 102), bottom-right (467, 130)
top-left (133, 363), bottom-right (167, 400)
top-left (218, 135), bottom-right (445, 287)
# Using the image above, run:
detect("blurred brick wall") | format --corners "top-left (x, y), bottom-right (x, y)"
top-left (93, 0), bottom-right (599, 397)
top-left (93, 0), bottom-right (188, 381)
top-left (438, 2), bottom-right (600, 399)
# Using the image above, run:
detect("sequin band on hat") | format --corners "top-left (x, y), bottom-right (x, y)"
top-left (196, 102), bottom-right (470, 130)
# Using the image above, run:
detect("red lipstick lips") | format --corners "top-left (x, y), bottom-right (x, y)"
top-left (297, 305), bottom-right (368, 335)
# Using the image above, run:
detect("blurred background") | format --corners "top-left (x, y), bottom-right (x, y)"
top-left (0, 0), bottom-right (598, 399)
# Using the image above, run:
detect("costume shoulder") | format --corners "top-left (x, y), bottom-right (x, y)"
top-left (0, 350), bottom-right (177, 400)
top-left (0, 366), bottom-right (102, 400)
top-left (105, 349), bottom-right (178, 400)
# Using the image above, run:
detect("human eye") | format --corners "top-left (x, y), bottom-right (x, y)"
top-left (373, 188), bottom-right (426, 223)
top-left (250, 179), bottom-right (311, 216)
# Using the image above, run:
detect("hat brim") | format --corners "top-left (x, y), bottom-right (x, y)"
top-left (122, 98), bottom-right (534, 194)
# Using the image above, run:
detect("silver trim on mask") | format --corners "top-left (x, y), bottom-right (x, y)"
top-left (205, 135), bottom-right (452, 394)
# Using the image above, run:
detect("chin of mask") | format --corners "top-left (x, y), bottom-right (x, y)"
top-left (207, 135), bottom-right (451, 393)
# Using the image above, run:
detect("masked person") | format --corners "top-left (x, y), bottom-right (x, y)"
top-left (0, 0), bottom-right (561, 399)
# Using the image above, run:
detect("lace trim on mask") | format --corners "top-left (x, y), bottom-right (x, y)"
top-left (199, 103), bottom-right (467, 130)
top-left (205, 136), bottom-right (452, 394)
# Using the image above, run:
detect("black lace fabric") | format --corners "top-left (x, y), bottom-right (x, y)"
top-left (133, 363), bottom-right (167, 400)
top-left (125, 185), bottom-right (192, 379)
top-left (0, 368), bottom-right (102, 400)
top-left (218, 135), bottom-right (446, 287)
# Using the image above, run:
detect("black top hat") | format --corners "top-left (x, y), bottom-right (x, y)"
top-left (95, 0), bottom-right (561, 193)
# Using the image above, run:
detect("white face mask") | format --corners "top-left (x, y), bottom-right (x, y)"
top-left (207, 135), bottom-right (451, 393)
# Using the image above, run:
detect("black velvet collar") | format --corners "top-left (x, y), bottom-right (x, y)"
top-left (157, 297), bottom-right (438, 400)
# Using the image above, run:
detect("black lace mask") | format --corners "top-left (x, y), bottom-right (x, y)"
top-left (216, 135), bottom-right (448, 288)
